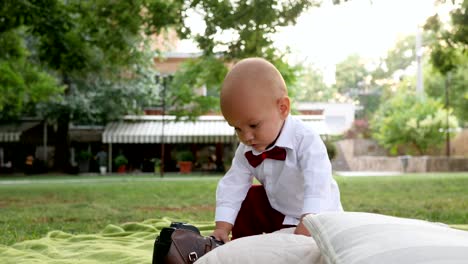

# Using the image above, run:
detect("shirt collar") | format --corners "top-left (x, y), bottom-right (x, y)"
top-left (243, 114), bottom-right (294, 155)
top-left (274, 114), bottom-right (294, 150)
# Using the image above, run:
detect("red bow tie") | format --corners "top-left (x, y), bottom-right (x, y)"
top-left (245, 146), bottom-right (287, 168)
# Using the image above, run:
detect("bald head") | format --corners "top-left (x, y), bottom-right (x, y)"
top-left (221, 58), bottom-right (287, 98)
top-left (220, 58), bottom-right (288, 114)
top-left (219, 58), bottom-right (290, 151)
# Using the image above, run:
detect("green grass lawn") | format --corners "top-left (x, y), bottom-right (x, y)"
top-left (0, 172), bottom-right (467, 246)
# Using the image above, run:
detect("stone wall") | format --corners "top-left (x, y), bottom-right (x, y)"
top-left (346, 156), bottom-right (468, 172)
top-left (332, 139), bottom-right (388, 171)
top-left (451, 129), bottom-right (468, 157)
top-left (407, 156), bottom-right (468, 172)
top-left (333, 139), bottom-right (468, 172)
top-left (347, 156), bottom-right (402, 171)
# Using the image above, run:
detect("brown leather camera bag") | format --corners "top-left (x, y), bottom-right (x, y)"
top-left (153, 223), bottom-right (223, 264)
top-left (164, 229), bottom-right (221, 263)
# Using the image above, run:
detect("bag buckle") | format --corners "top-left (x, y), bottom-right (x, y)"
top-left (188, 251), bottom-right (198, 262)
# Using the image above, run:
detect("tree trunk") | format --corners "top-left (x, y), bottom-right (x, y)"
top-left (53, 74), bottom-right (72, 172)
top-left (53, 113), bottom-right (70, 172)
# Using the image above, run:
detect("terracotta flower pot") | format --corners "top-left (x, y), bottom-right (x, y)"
top-left (117, 165), bottom-right (126, 173)
top-left (178, 161), bottom-right (193, 174)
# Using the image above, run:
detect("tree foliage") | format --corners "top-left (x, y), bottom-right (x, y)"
top-left (371, 90), bottom-right (459, 155)
top-left (334, 35), bottom-right (417, 98)
top-left (0, 0), bottom-right (185, 123)
top-left (424, 59), bottom-right (468, 126)
top-left (168, 56), bottom-right (227, 117)
top-left (0, 0), bottom-right (351, 169)
top-left (0, 0), bottom-right (185, 169)
top-left (294, 64), bottom-right (333, 102)
top-left (421, 0), bottom-right (467, 126)
top-left (363, 35), bottom-right (424, 119)
top-left (167, 0), bottom-right (335, 117)
top-left (0, 28), bottom-right (64, 120)
top-left (334, 54), bottom-right (369, 95)
top-left (189, 0), bottom-right (319, 59)
top-left (333, 54), bottom-right (379, 118)
top-left (386, 37), bottom-right (415, 74)
top-left (423, 0), bottom-right (467, 74)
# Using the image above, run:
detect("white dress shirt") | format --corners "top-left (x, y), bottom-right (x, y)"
top-left (215, 115), bottom-right (343, 225)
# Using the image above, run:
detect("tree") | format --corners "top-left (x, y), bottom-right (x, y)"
top-left (423, 0), bottom-right (467, 126)
top-left (349, 33), bottom-right (430, 120)
top-left (190, 0), bottom-right (319, 59)
top-left (364, 35), bottom-right (422, 120)
top-left (382, 35), bottom-right (417, 78)
top-left (168, 56), bottom-right (227, 117)
top-left (0, 0), bottom-right (184, 170)
top-left (423, 0), bottom-right (467, 75)
top-left (371, 90), bottom-right (459, 155)
top-left (294, 64), bottom-right (334, 102)
top-left (0, 28), bottom-right (63, 120)
top-left (424, 59), bottom-right (468, 126)
top-left (334, 54), bottom-right (369, 96)
top-left (1, 0), bottom-right (352, 169)
top-left (334, 54), bottom-right (379, 119)
top-left (167, 0), bottom-right (351, 117)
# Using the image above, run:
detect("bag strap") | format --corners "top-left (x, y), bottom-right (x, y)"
top-left (153, 227), bottom-right (176, 264)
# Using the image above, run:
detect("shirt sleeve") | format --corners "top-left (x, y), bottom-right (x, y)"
top-left (215, 144), bottom-right (254, 224)
top-left (297, 129), bottom-right (333, 215)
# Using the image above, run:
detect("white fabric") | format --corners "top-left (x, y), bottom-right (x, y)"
top-left (196, 232), bottom-right (324, 264)
top-left (216, 115), bottom-right (342, 225)
top-left (303, 212), bottom-right (468, 264)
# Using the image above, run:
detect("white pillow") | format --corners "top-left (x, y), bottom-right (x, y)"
top-left (303, 212), bottom-right (468, 264)
top-left (196, 232), bottom-right (324, 264)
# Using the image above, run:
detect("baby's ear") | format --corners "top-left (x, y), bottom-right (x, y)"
top-left (277, 96), bottom-right (290, 118)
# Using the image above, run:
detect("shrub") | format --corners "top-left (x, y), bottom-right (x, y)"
top-left (78, 150), bottom-right (92, 161)
top-left (345, 119), bottom-right (372, 139)
top-left (114, 155), bottom-right (128, 167)
top-left (176, 151), bottom-right (194, 162)
top-left (323, 140), bottom-right (337, 160)
top-left (371, 91), bottom-right (459, 155)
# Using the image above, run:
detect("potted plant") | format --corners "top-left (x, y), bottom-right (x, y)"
top-left (151, 158), bottom-right (161, 174)
top-left (114, 154), bottom-right (128, 173)
top-left (77, 150), bottom-right (92, 173)
top-left (176, 150), bottom-right (194, 174)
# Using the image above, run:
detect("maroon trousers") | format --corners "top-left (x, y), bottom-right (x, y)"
top-left (231, 185), bottom-right (295, 240)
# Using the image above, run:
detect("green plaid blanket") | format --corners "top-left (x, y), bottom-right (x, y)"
top-left (0, 218), bottom-right (215, 264)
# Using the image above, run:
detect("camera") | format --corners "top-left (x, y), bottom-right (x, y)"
top-left (154, 222), bottom-right (199, 260)
top-left (169, 222), bottom-right (200, 234)
top-left (153, 222), bottom-right (224, 264)
top-left (168, 222), bottom-right (224, 246)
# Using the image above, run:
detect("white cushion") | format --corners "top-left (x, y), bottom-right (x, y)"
top-left (303, 212), bottom-right (468, 264)
top-left (196, 232), bottom-right (324, 264)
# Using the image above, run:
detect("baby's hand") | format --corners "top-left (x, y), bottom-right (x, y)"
top-left (211, 228), bottom-right (230, 243)
top-left (294, 221), bottom-right (311, 236)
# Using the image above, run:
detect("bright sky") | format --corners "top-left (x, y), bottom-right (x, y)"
top-left (177, 0), bottom-right (455, 84)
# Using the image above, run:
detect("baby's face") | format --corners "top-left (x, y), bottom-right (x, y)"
top-left (223, 96), bottom-right (286, 152)
top-left (220, 58), bottom-right (289, 151)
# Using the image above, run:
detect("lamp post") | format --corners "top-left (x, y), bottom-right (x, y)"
top-left (445, 72), bottom-right (451, 157)
top-left (155, 74), bottom-right (173, 177)
top-left (415, 25), bottom-right (424, 96)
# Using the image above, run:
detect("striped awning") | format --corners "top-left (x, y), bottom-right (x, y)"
top-left (102, 115), bottom-right (329, 144)
top-left (103, 115), bottom-right (237, 144)
top-left (0, 121), bottom-right (41, 142)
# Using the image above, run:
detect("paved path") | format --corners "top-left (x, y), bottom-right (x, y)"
top-left (0, 175), bottom-right (220, 185)
top-left (334, 171), bottom-right (403, 177)
top-left (0, 171), bottom-right (409, 185)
